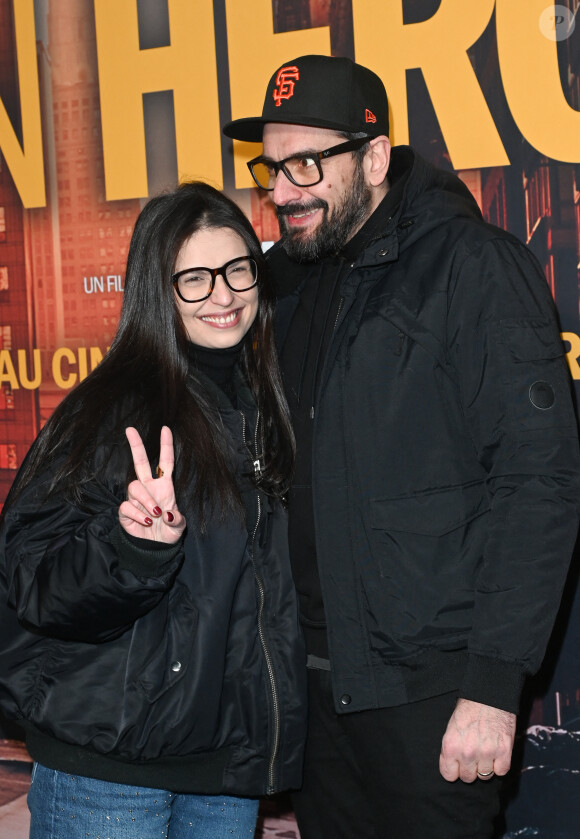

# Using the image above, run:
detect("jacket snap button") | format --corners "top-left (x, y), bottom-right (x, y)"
top-left (340, 694), bottom-right (352, 706)
top-left (171, 660), bottom-right (182, 672)
top-left (377, 249), bottom-right (389, 257)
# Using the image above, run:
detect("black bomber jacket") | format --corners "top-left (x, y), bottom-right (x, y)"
top-left (0, 372), bottom-right (307, 795)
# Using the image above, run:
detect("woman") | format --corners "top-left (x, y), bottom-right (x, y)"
top-left (0, 182), bottom-right (306, 838)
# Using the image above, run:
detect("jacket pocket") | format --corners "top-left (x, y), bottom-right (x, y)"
top-left (364, 482), bottom-right (489, 646)
top-left (499, 318), bottom-right (576, 431)
top-left (369, 480), bottom-right (488, 537)
top-left (135, 581), bottom-right (199, 703)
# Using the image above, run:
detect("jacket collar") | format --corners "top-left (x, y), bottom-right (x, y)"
top-left (270, 145), bottom-right (483, 289)
top-left (340, 155), bottom-right (410, 262)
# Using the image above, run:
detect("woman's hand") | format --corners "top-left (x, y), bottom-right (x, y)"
top-left (119, 426), bottom-right (186, 543)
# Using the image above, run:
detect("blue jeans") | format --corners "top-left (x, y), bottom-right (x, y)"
top-left (28, 763), bottom-right (259, 839)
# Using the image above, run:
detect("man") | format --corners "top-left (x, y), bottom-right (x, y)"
top-left (223, 55), bottom-right (580, 838)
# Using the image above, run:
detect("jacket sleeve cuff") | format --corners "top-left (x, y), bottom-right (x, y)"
top-left (109, 523), bottom-right (184, 579)
top-left (460, 654), bottom-right (526, 715)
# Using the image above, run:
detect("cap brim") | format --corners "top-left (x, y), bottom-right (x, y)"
top-left (222, 117), bottom-right (267, 142)
top-left (222, 114), bottom-right (381, 142)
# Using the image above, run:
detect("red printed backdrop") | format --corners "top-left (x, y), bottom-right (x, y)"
top-left (1, 1), bottom-right (580, 836)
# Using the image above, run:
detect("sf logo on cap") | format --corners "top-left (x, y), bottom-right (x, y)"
top-left (273, 66), bottom-right (300, 106)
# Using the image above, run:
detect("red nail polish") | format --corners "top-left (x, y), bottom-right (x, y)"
top-left (144, 517), bottom-right (153, 526)
top-left (166, 511), bottom-right (174, 523)
top-left (153, 507), bottom-right (162, 516)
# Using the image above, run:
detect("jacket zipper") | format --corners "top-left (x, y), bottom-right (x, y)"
top-left (240, 410), bottom-right (280, 793)
top-left (333, 295), bottom-right (345, 333)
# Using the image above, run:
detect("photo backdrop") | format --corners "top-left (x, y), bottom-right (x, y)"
top-left (1, 1), bottom-right (580, 835)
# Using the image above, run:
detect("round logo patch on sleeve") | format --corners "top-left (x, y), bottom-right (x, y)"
top-left (529, 380), bottom-right (556, 410)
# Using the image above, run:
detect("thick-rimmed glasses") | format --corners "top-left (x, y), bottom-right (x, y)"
top-left (172, 256), bottom-right (258, 303)
top-left (247, 137), bottom-right (370, 191)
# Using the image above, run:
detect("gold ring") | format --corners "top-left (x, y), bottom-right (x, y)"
top-left (156, 466), bottom-right (164, 478)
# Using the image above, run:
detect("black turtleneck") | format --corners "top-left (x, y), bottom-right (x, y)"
top-left (187, 340), bottom-right (244, 405)
top-left (279, 166), bottom-right (409, 660)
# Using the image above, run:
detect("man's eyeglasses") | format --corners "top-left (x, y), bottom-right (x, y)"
top-left (247, 137), bottom-right (370, 191)
top-left (172, 256), bottom-right (258, 303)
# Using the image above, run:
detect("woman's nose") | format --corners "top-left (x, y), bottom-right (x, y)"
top-left (209, 272), bottom-right (235, 305)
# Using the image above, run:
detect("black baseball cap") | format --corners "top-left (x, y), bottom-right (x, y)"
top-left (222, 54), bottom-right (389, 142)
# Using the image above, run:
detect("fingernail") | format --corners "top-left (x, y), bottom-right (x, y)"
top-left (144, 517), bottom-right (153, 526)
top-left (166, 511), bottom-right (174, 523)
top-left (152, 506), bottom-right (162, 516)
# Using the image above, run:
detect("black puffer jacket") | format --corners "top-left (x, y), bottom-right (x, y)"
top-left (0, 372), bottom-right (306, 795)
top-left (272, 146), bottom-right (580, 716)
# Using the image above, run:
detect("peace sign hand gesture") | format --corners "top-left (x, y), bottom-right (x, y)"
top-left (119, 426), bottom-right (186, 543)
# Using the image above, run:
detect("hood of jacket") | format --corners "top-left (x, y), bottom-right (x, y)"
top-left (270, 145), bottom-right (484, 299)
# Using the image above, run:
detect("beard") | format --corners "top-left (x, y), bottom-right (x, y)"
top-left (276, 162), bottom-right (373, 262)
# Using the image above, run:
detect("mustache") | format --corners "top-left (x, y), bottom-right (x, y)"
top-left (275, 198), bottom-right (328, 217)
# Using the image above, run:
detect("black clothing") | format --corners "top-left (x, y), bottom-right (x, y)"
top-left (187, 340), bottom-right (242, 403)
top-left (279, 180), bottom-right (408, 659)
top-left (0, 368), bottom-right (307, 796)
top-left (271, 145), bottom-right (580, 716)
top-left (279, 256), bottom-right (344, 657)
top-left (291, 673), bottom-right (502, 839)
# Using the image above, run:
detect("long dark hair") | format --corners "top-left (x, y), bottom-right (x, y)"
top-left (3, 182), bottom-right (294, 529)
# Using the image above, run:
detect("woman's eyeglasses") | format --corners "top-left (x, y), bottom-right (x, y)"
top-left (172, 256), bottom-right (258, 303)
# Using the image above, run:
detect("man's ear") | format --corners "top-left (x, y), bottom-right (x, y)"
top-left (364, 136), bottom-right (391, 187)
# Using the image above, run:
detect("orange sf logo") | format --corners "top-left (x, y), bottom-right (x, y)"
top-left (273, 66), bottom-right (300, 107)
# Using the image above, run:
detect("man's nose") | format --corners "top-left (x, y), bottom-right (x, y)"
top-left (272, 168), bottom-right (304, 206)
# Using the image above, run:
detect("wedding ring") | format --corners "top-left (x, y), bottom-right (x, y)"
top-left (477, 770), bottom-right (495, 779)
top-left (156, 466), bottom-right (164, 478)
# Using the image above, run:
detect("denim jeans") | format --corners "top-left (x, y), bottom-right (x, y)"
top-left (28, 762), bottom-right (259, 839)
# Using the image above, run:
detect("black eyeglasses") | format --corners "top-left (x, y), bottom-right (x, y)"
top-left (172, 256), bottom-right (258, 303)
top-left (247, 137), bottom-right (370, 191)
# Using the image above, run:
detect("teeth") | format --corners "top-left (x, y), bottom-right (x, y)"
top-left (201, 311), bottom-right (238, 325)
top-left (291, 209), bottom-right (318, 219)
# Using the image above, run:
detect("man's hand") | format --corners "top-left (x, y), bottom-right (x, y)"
top-left (439, 698), bottom-right (516, 783)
